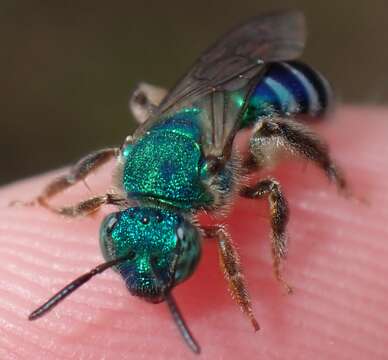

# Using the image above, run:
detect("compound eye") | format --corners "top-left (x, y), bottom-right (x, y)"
top-left (176, 225), bottom-right (185, 242)
top-left (105, 214), bottom-right (118, 235)
top-left (175, 220), bottom-right (200, 257)
top-left (176, 224), bottom-right (190, 255)
top-left (100, 212), bottom-right (121, 263)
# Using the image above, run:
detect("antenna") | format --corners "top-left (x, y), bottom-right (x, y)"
top-left (165, 292), bottom-right (200, 354)
top-left (29, 256), bottom-right (128, 320)
top-left (150, 256), bottom-right (200, 354)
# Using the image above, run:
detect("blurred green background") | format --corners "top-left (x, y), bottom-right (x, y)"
top-left (1, 1), bottom-right (387, 185)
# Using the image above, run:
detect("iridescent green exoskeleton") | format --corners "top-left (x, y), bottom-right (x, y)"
top-left (26, 10), bottom-right (348, 354)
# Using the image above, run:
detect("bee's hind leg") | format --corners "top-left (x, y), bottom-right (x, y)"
top-left (240, 117), bottom-right (350, 293)
top-left (240, 179), bottom-right (292, 294)
top-left (245, 117), bottom-right (348, 195)
top-left (11, 147), bottom-right (121, 217)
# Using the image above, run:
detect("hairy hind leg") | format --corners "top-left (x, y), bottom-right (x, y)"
top-left (12, 147), bottom-right (120, 216)
top-left (240, 179), bottom-right (292, 293)
top-left (246, 118), bottom-right (348, 195)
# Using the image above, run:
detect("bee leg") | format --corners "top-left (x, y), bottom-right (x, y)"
top-left (240, 179), bottom-right (292, 294)
top-left (49, 193), bottom-right (128, 217)
top-left (203, 225), bottom-right (260, 331)
top-left (248, 118), bottom-right (348, 195)
top-left (12, 147), bottom-right (120, 216)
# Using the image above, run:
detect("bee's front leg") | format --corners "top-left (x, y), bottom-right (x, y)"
top-left (45, 193), bottom-right (128, 217)
top-left (11, 147), bottom-right (120, 216)
top-left (240, 179), bottom-right (292, 294)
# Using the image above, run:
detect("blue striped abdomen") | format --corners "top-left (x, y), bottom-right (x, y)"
top-left (241, 61), bottom-right (332, 128)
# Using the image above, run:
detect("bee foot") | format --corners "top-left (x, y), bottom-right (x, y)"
top-left (8, 199), bottom-right (37, 208)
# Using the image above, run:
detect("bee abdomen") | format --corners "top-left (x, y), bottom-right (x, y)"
top-left (241, 61), bottom-right (332, 127)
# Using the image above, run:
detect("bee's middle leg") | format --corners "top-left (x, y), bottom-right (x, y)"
top-left (202, 225), bottom-right (260, 331)
top-left (240, 179), bottom-right (292, 294)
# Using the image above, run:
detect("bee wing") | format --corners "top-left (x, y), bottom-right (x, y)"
top-left (160, 10), bottom-right (305, 113)
top-left (135, 10), bottom-right (306, 155)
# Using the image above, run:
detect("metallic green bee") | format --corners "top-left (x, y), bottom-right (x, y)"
top-left (27, 10), bottom-right (347, 354)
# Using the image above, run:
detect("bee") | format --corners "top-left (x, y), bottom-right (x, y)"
top-left (26, 10), bottom-right (347, 354)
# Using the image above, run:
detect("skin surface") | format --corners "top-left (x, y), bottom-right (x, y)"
top-left (0, 106), bottom-right (387, 360)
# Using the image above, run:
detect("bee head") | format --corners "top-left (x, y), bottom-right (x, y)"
top-left (100, 207), bottom-right (201, 303)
